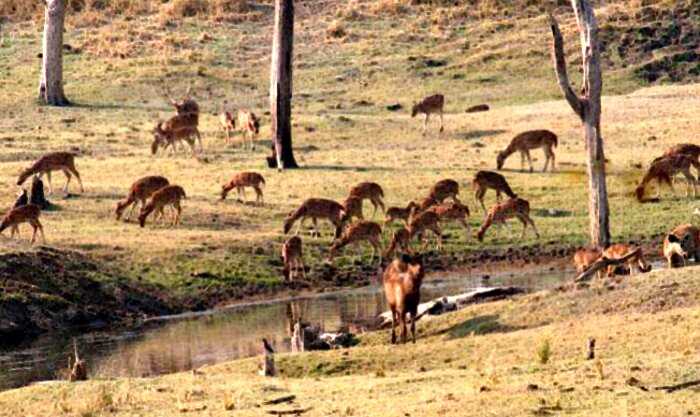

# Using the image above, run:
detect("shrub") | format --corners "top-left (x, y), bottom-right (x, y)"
top-left (537, 339), bottom-right (551, 365)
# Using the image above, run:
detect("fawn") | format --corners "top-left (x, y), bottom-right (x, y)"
top-left (496, 130), bottom-right (558, 172)
top-left (426, 201), bottom-right (471, 238)
top-left (138, 185), bottom-right (186, 227)
top-left (342, 195), bottom-right (365, 222)
top-left (17, 152), bottom-right (84, 194)
top-left (477, 197), bottom-right (539, 242)
top-left (383, 226), bottom-right (412, 258)
top-left (237, 110), bottom-right (261, 150)
top-left (601, 243), bottom-right (651, 277)
top-left (115, 176), bottom-right (169, 221)
top-left (284, 198), bottom-right (346, 238)
top-left (328, 220), bottom-right (383, 262)
top-left (411, 94), bottom-right (444, 135)
top-left (384, 201), bottom-right (419, 226)
top-left (282, 235), bottom-right (305, 281)
top-left (472, 170), bottom-right (516, 213)
top-left (348, 182), bottom-right (385, 217)
top-left (573, 247), bottom-right (603, 278)
top-left (219, 101), bottom-right (236, 143)
top-left (635, 154), bottom-right (698, 202)
top-left (151, 120), bottom-right (200, 156)
top-left (221, 172), bottom-right (265, 204)
top-left (383, 254), bottom-right (425, 344)
top-left (407, 210), bottom-right (442, 250)
top-left (0, 204), bottom-right (45, 244)
top-left (663, 224), bottom-right (700, 268)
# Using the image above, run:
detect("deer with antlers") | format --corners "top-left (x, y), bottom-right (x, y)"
top-left (0, 204), bottom-right (45, 244)
top-left (411, 94), bottom-right (444, 135)
top-left (635, 154), bottom-right (698, 202)
top-left (17, 152), bottom-right (84, 194)
top-left (153, 85), bottom-right (203, 155)
top-left (496, 130), bottom-right (558, 172)
top-left (477, 197), bottom-right (539, 242)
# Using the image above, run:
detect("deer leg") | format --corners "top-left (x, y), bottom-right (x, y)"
top-left (195, 130), bottom-right (203, 152)
top-left (251, 132), bottom-right (257, 151)
top-left (410, 310), bottom-right (417, 344)
top-left (422, 114), bottom-right (429, 135)
top-left (519, 151), bottom-right (526, 171)
top-left (390, 309), bottom-right (398, 344)
top-left (46, 171), bottom-right (53, 194)
top-left (30, 223), bottom-right (38, 245)
top-left (311, 218), bottom-right (319, 238)
top-left (62, 169), bottom-right (72, 193)
top-left (10, 224), bottom-right (18, 238)
top-left (681, 170), bottom-right (697, 198)
top-left (549, 147), bottom-right (556, 172)
top-left (439, 110), bottom-right (444, 133)
top-left (67, 165), bottom-right (84, 192)
top-left (401, 312), bottom-right (408, 344)
top-left (173, 202), bottom-right (182, 226)
top-left (432, 225), bottom-right (443, 250)
top-left (526, 150), bottom-right (533, 173)
top-left (126, 201), bottom-right (137, 221)
top-left (255, 187), bottom-right (263, 205)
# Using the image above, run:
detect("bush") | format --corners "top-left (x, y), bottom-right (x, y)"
top-left (537, 339), bottom-right (551, 365)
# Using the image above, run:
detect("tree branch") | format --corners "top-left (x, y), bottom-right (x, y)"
top-left (574, 248), bottom-right (641, 282)
top-left (549, 13), bottom-right (585, 120)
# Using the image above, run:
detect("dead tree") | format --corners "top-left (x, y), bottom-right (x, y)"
top-left (573, 247), bottom-right (641, 282)
top-left (549, 1), bottom-right (609, 247)
top-left (38, 0), bottom-right (69, 106)
top-left (268, 0), bottom-right (299, 170)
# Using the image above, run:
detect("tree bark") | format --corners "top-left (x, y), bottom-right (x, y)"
top-left (268, 0), bottom-right (298, 170)
top-left (38, 0), bottom-right (69, 106)
top-left (549, 0), bottom-right (609, 248)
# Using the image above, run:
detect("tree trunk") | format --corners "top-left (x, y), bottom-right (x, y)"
top-left (38, 0), bottom-right (69, 106)
top-left (268, 0), bottom-right (298, 170)
top-left (549, 0), bottom-right (610, 248)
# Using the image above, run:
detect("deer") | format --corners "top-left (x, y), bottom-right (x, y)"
top-left (662, 143), bottom-right (700, 168)
top-left (328, 220), bottom-right (383, 262)
top-left (407, 210), bottom-right (442, 250)
top-left (428, 179), bottom-right (460, 204)
top-left (342, 195), bottom-right (365, 222)
top-left (496, 130), bottom-right (558, 172)
top-left (383, 253), bottom-right (425, 344)
top-left (426, 201), bottom-right (471, 238)
top-left (138, 185), bottom-right (186, 227)
top-left (476, 197), bottom-right (539, 242)
top-left (472, 170), bottom-right (517, 213)
top-left (663, 224), bottom-right (700, 268)
top-left (236, 110), bottom-right (261, 150)
top-left (0, 204), bottom-right (45, 244)
top-left (348, 182), bottom-right (385, 217)
top-left (17, 152), bottom-right (84, 194)
top-left (573, 247), bottom-right (603, 279)
top-left (151, 120), bottom-right (200, 156)
top-left (601, 243), bottom-right (651, 277)
top-left (384, 201), bottom-right (419, 226)
top-left (383, 226), bottom-right (412, 258)
top-left (115, 176), bottom-right (170, 221)
top-left (163, 85), bottom-right (202, 151)
top-left (635, 154), bottom-right (698, 202)
top-left (221, 172), bottom-right (265, 204)
top-left (284, 198), bottom-right (346, 239)
top-left (282, 235), bottom-right (306, 281)
top-left (411, 94), bottom-right (444, 135)
top-left (219, 101), bottom-right (236, 144)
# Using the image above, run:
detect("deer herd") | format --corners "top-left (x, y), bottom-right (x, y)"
top-left (2, 90), bottom-right (699, 345)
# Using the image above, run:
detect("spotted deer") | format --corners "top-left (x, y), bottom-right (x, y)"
top-left (221, 172), bottom-right (265, 204)
top-left (573, 247), bottom-right (603, 279)
top-left (284, 198), bottom-right (346, 238)
top-left (426, 201), bottom-right (471, 238)
top-left (663, 224), bottom-right (700, 268)
top-left (477, 197), bottom-right (539, 242)
top-left (0, 204), bottom-right (45, 244)
top-left (17, 152), bottom-right (84, 194)
top-left (384, 201), bottom-right (419, 226)
top-left (138, 185), bottom-right (186, 227)
top-left (636, 154), bottom-right (698, 202)
top-left (164, 86), bottom-right (202, 151)
top-left (328, 221), bottom-right (383, 262)
top-left (151, 120), bottom-right (200, 156)
top-left (383, 226), bottom-right (412, 258)
top-left (601, 244), bottom-right (651, 277)
top-left (236, 110), bottom-right (261, 150)
top-left (411, 94), bottom-right (444, 135)
top-left (342, 195), bottom-right (365, 222)
top-left (349, 182), bottom-right (385, 217)
top-left (472, 170), bottom-right (517, 213)
top-left (383, 254), bottom-right (425, 344)
top-left (219, 101), bottom-right (236, 144)
top-left (496, 130), bottom-right (558, 172)
top-left (115, 176), bottom-right (170, 221)
top-left (282, 235), bottom-right (305, 281)
top-left (407, 210), bottom-right (442, 250)
top-left (662, 143), bottom-right (700, 167)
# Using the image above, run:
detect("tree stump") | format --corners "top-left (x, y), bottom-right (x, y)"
top-left (30, 176), bottom-right (51, 209)
top-left (260, 338), bottom-right (276, 377)
top-left (291, 321), bottom-right (305, 353)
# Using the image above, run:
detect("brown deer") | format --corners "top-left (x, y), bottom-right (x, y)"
top-left (407, 210), bottom-right (442, 250)
top-left (496, 130), bottom-right (558, 172)
top-left (164, 86), bottom-right (202, 151)
top-left (663, 224), bottom-right (700, 268)
top-left (328, 221), bottom-right (383, 262)
top-left (221, 172), bottom-right (265, 204)
top-left (573, 247), bottom-right (602, 278)
top-left (662, 143), bottom-right (700, 165)
top-left (342, 195), bottom-right (365, 222)
top-left (17, 152), bottom-right (84, 194)
top-left (601, 243), bottom-right (651, 277)
top-left (426, 201), bottom-right (471, 238)
top-left (349, 182), bottom-right (385, 217)
top-left (383, 254), bottom-right (425, 344)
top-left (236, 110), bottom-right (261, 150)
top-left (383, 226), bottom-right (412, 258)
top-left (0, 204), bottom-right (45, 244)
top-left (472, 170), bottom-right (517, 213)
top-left (411, 94), bottom-right (444, 135)
top-left (151, 120), bottom-right (200, 156)
top-left (428, 179), bottom-right (460, 204)
top-left (138, 185), bottom-right (186, 227)
top-left (282, 235), bottom-right (305, 281)
top-left (384, 201), bottom-right (419, 226)
top-left (219, 101), bottom-right (236, 144)
top-left (284, 198), bottom-right (346, 238)
top-left (477, 197), bottom-right (539, 242)
top-left (635, 154), bottom-right (698, 202)
top-left (115, 176), bottom-right (170, 221)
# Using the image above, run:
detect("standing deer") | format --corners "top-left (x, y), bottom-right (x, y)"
top-left (663, 224), bottom-right (700, 268)
top-left (428, 179), bottom-right (460, 204)
top-left (282, 236), bottom-right (305, 281)
top-left (138, 185), bottom-right (186, 227)
top-left (472, 170), bottom-right (517, 213)
top-left (407, 210), bottom-right (442, 250)
top-left (383, 226), bottom-right (412, 258)
top-left (328, 221), bottom-right (383, 262)
top-left (383, 254), bottom-right (425, 344)
top-left (348, 182), bottom-right (385, 217)
top-left (426, 201), bottom-right (471, 239)
top-left (237, 110), bottom-right (261, 150)
top-left (284, 198), bottom-right (346, 238)
top-left (496, 130), bottom-right (558, 172)
top-left (17, 152), bottom-right (84, 194)
top-left (411, 94), bottom-right (444, 135)
top-left (151, 120), bottom-right (200, 156)
top-left (163, 86), bottom-right (202, 151)
top-left (0, 204), bottom-right (45, 244)
top-left (384, 201), bottom-right (419, 226)
top-left (477, 197), bottom-right (539, 242)
top-left (635, 154), bottom-right (698, 202)
top-left (221, 172), bottom-right (266, 204)
top-left (601, 244), bottom-right (651, 277)
top-left (219, 101), bottom-right (236, 144)
top-left (115, 176), bottom-right (170, 221)
top-left (342, 195), bottom-right (365, 222)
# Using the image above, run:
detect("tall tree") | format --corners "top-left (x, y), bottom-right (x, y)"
top-left (549, 0), bottom-right (609, 247)
top-left (38, 0), bottom-right (69, 106)
top-left (268, 0), bottom-right (298, 170)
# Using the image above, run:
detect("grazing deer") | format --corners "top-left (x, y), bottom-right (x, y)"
top-left (151, 120), bottom-right (200, 156)
top-left (635, 154), bottom-right (698, 202)
top-left (115, 176), bottom-right (170, 221)
top-left (411, 94), bottom-right (444, 135)
top-left (428, 179), bottom-right (460, 204)
top-left (221, 172), bottom-right (265, 204)
top-left (383, 254), bottom-right (425, 344)
top-left (328, 221), bottom-right (383, 262)
top-left (342, 195), bottom-right (365, 222)
top-left (477, 197), bottom-right (539, 242)
top-left (0, 204), bottom-right (45, 244)
top-left (426, 201), bottom-right (471, 238)
top-left (284, 198), bottom-right (346, 238)
top-left (407, 210), bottom-right (442, 250)
top-left (573, 247), bottom-right (602, 279)
top-left (496, 130), bottom-right (558, 172)
top-left (349, 182), bottom-right (385, 217)
top-left (662, 143), bottom-right (700, 166)
top-left (384, 201), bottom-right (419, 226)
top-left (219, 101), bottom-right (236, 144)
top-left (236, 110), bottom-right (261, 150)
top-left (601, 243), bottom-right (651, 277)
top-left (282, 236), bottom-right (305, 281)
top-left (383, 226), bottom-right (412, 258)
top-left (17, 152), bottom-right (84, 194)
top-left (472, 170), bottom-right (517, 213)
top-left (138, 185), bottom-right (186, 227)
top-left (663, 224), bottom-right (700, 268)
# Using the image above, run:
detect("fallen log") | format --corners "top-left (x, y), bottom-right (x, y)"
top-left (263, 395), bottom-right (296, 405)
top-left (573, 248), bottom-right (641, 283)
top-left (655, 379), bottom-right (700, 393)
top-left (266, 407), bottom-right (312, 416)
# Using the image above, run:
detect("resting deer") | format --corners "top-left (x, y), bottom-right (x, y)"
top-left (0, 204), bottom-right (45, 244)
top-left (219, 101), bottom-right (236, 144)
top-left (328, 220), bottom-right (383, 262)
top-left (17, 152), bottom-right (84, 194)
top-left (426, 201), bottom-right (471, 238)
top-left (477, 197), bottom-right (539, 242)
top-left (221, 172), bottom-right (265, 204)
top-left (342, 195), bottom-right (364, 222)
top-left (407, 210), bottom-right (442, 250)
top-left (236, 110), bottom-right (261, 150)
top-left (115, 176), bottom-right (170, 221)
top-left (138, 185), bottom-right (186, 227)
top-left (411, 94), bottom-right (444, 135)
top-left (663, 224), bottom-right (700, 268)
top-left (282, 236), bottom-right (306, 281)
top-left (636, 154), bottom-right (698, 202)
top-left (573, 247), bottom-right (603, 279)
top-left (601, 243), bottom-right (651, 277)
top-left (383, 254), bottom-right (425, 344)
top-left (383, 226), bottom-right (412, 258)
top-left (496, 130), bottom-right (558, 172)
top-left (384, 201), bottom-right (419, 226)
top-left (284, 198), bottom-right (346, 238)
top-left (349, 182), bottom-right (385, 217)
top-left (473, 170), bottom-right (516, 213)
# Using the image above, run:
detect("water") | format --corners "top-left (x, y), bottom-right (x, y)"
top-left (0, 266), bottom-right (570, 391)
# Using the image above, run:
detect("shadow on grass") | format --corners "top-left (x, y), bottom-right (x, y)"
top-left (460, 129), bottom-right (507, 140)
top-left (301, 165), bottom-right (395, 172)
top-left (441, 314), bottom-right (526, 339)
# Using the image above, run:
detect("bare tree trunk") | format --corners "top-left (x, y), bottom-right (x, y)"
top-left (549, 0), bottom-right (609, 248)
top-left (268, 0), bottom-right (298, 170)
top-left (38, 0), bottom-right (69, 106)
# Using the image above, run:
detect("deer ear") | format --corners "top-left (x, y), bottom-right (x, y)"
top-left (667, 234), bottom-right (680, 243)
